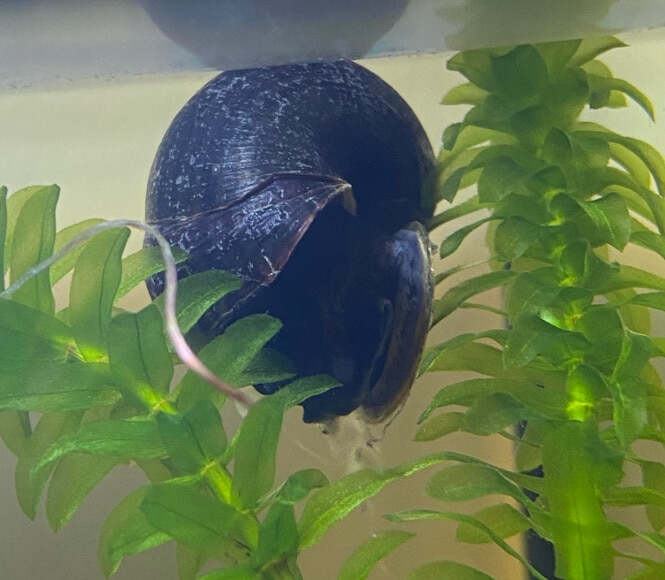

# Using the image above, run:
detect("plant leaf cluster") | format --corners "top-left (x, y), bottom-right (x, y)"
top-left (0, 184), bottom-right (436, 579)
top-left (414, 36), bottom-right (665, 579)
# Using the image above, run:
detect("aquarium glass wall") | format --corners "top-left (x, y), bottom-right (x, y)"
top-left (3, 3), bottom-right (665, 579)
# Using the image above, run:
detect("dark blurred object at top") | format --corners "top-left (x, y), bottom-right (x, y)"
top-left (140, 0), bottom-right (409, 70)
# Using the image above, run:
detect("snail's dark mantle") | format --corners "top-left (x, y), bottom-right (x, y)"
top-left (145, 60), bottom-right (435, 424)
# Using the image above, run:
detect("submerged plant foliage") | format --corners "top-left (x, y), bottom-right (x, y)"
top-left (414, 36), bottom-right (665, 579)
top-left (0, 184), bottom-right (448, 578)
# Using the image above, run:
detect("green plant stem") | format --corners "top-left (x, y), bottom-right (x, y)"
top-left (543, 421), bottom-right (613, 580)
top-left (204, 461), bottom-right (238, 507)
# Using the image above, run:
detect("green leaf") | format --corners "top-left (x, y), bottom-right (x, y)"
top-left (493, 217), bottom-right (543, 261)
top-left (107, 305), bottom-right (173, 406)
top-left (69, 227), bottom-right (129, 360)
top-left (15, 412), bottom-right (82, 519)
top-left (442, 123), bottom-right (462, 151)
top-left (447, 50), bottom-right (496, 92)
top-left (389, 509), bottom-right (546, 580)
top-left (414, 412), bottom-right (464, 442)
top-left (601, 265), bottom-right (665, 294)
top-left (30, 418), bottom-right (165, 497)
top-left (0, 361), bottom-right (119, 412)
top-left (434, 148), bottom-right (485, 204)
top-left (298, 453), bottom-right (449, 548)
top-left (515, 420), bottom-right (543, 473)
top-left (231, 375), bottom-right (339, 509)
top-left (0, 297), bottom-right (73, 362)
top-left (156, 400), bottom-right (227, 474)
top-left (152, 269), bottom-right (241, 335)
top-left (638, 531), bottom-right (665, 557)
top-left (0, 410), bottom-right (31, 455)
top-left (50, 218), bottom-right (105, 285)
top-left (574, 300), bottom-right (625, 364)
top-left (339, 530), bottom-right (414, 580)
top-left (231, 398), bottom-right (285, 509)
top-left (433, 270), bottom-right (515, 324)
top-left (177, 314), bottom-right (286, 393)
top-left (269, 468), bottom-right (329, 505)
top-left (177, 542), bottom-right (210, 580)
top-left (542, 127), bottom-right (573, 167)
top-left (478, 157), bottom-right (530, 202)
top-left (602, 485), bottom-right (665, 506)
top-left (256, 503), bottom-right (299, 566)
top-left (419, 331), bottom-right (509, 376)
top-left (576, 130), bottom-right (665, 196)
top-left (408, 561), bottom-right (493, 580)
top-left (4, 185), bottom-right (51, 274)
top-left (441, 83), bottom-right (488, 106)
top-left (504, 315), bottom-right (589, 369)
top-left (609, 330), bottom-right (652, 447)
top-left (46, 452), bottom-right (121, 531)
top-left (0, 186), bottom-right (7, 291)
top-left (420, 377), bottom-right (566, 423)
top-left (428, 196), bottom-right (486, 231)
top-left (536, 39), bottom-right (581, 76)
top-left (491, 45), bottom-right (547, 105)
top-left (631, 231), bottom-right (665, 260)
top-left (609, 288), bottom-right (652, 334)
top-left (98, 487), bottom-right (171, 577)
top-left (569, 36), bottom-right (627, 68)
top-left (451, 126), bottom-right (510, 155)
top-left (542, 421), bottom-right (614, 580)
top-left (609, 141), bottom-right (652, 188)
top-left (239, 348), bottom-right (297, 386)
top-left (438, 217), bottom-right (492, 259)
top-left (578, 193), bottom-right (631, 250)
top-left (427, 463), bottom-right (528, 505)
top-left (9, 184), bottom-right (59, 313)
top-left (560, 240), bottom-right (619, 289)
top-left (586, 74), bottom-right (655, 121)
top-left (116, 245), bottom-right (188, 300)
top-left (642, 461), bottom-right (665, 532)
top-left (269, 374), bottom-right (341, 410)
top-left (456, 503), bottom-right (530, 544)
top-left (509, 105), bottom-right (552, 145)
top-left (626, 562), bottom-right (665, 580)
top-left (505, 270), bottom-right (562, 321)
top-left (464, 393), bottom-right (540, 435)
top-left (141, 481), bottom-right (257, 561)
top-left (438, 167), bottom-right (467, 203)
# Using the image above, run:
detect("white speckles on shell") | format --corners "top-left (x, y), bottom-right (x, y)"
top-left (145, 59), bottom-right (434, 321)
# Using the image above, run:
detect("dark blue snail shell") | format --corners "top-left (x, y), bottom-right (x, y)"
top-left (146, 60), bottom-right (434, 423)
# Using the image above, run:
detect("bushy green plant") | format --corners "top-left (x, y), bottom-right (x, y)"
top-left (0, 184), bottom-right (452, 579)
top-left (412, 36), bottom-right (665, 579)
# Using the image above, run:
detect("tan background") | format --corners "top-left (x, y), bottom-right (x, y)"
top-left (1, 26), bottom-right (665, 579)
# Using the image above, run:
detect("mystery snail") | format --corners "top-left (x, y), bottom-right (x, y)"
top-left (145, 60), bottom-right (435, 424)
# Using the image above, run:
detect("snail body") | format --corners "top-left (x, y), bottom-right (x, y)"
top-left (146, 60), bottom-right (434, 423)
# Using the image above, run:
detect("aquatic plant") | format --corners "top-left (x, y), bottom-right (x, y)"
top-left (0, 186), bottom-right (444, 578)
top-left (415, 36), bottom-right (665, 579)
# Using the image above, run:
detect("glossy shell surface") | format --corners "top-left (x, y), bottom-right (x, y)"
top-left (146, 60), bottom-right (435, 423)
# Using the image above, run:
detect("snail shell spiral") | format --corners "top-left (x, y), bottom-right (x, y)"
top-left (146, 60), bottom-right (434, 423)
